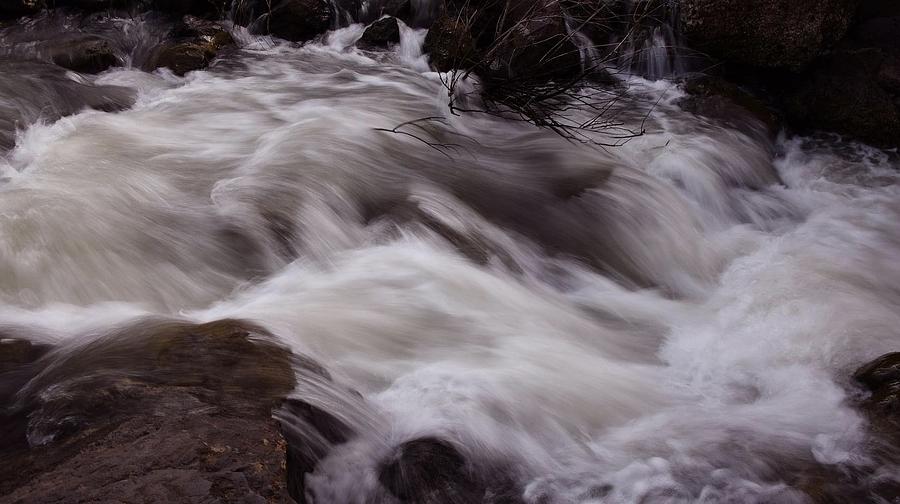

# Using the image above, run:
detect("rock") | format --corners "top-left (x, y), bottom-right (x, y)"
top-left (357, 16), bottom-right (401, 49)
top-left (377, 437), bottom-right (525, 503)
top-left (783, 48), bottom-right (900, 148)
top-left (279, 398), bottom-right (354, 502)
top-left (0, 318), bottom-right (299, 501)
top-left (435, 0), bottom-right (580, 82)
top-left (379, 437), bottom-right (469, 502)
top-left (484, 1), bottom-right (581, 83)
top-left (424, 14), bottom-right (478, 72)
top-left (678, 75), bottom-right (781, 138)
top-left (250, 0), bottom-right (332, 43)
top-left (0, 338), bottom-right (50, 373)
top-left (46, 34), bottom-right (118, 74)
top-left (147, 16), bottom-right (234, 75)
top-left (855, 352), bottom-right (900, 417)
top-left (679, 0), bottom-right (858, 69)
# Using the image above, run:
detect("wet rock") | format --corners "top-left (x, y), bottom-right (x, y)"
top-left (678, 75), bottom-right (781, 138)
top-left (279, 398), bottom-right (355, 502)
top-left (424, 14), bottom-right (478, 72)
top-left (250, 0), bottom-right (332, 43)
top-left (679, 0), bottom-right (858, 70)
top-left (357, 16), bottom-right (401, 49)
top-left (378, 437), bottom-right (525, 503)
top-left (855, 352), bottom-right (900, 417)
top-left (47, 34), bottom-right (118, 73)
top-left (379, 437), bottom-right (469, 502)
top-left (0, 318), bottom-right (299, 501)
top-left (147, 16), bottom-right (234, 75)
top-left (0, 338), bottom-right (50, 373)
top-left (783, 48), bottom-right (900, 148)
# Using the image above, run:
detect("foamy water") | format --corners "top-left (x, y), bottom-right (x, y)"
top-left (2, 19), bottom-right (900, 503)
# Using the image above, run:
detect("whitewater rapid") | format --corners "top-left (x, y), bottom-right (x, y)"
top-left (2, 19), bottom-right (900, 503)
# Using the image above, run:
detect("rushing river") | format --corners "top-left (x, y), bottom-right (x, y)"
top-left (2, 12), bottom-right (900, 503)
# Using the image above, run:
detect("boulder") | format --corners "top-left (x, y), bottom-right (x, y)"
top-left (377, 437), bottom-right (525, 503)
top-left (483, 0), bottom-right (581, 83)
top-left (855, 352), bottom-right (900, 417)
top-left (250, 0), bottom-right (332, 42)
top-left (679, 0), bottom-right (858, 69)
top-left (0, 318), bottom-right (299, 501)
top-left (424, 14), bottom-right (478, 72)
top-left (783, 48), bottom-right (900, 148)
top-left (147, 16), bottom-right (234, 75)
top-left (426, 0), bottom-right (580, 82)
top-left (357, 16), bottom-right (401, 49)
top-left (46, 34), bottom-right (118, 73)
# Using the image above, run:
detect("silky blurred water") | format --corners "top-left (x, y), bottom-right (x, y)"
top-left (1, 16), bottom-right (900, 503)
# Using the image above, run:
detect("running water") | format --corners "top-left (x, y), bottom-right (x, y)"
top-left (2, 10), bottom-right (900, 504)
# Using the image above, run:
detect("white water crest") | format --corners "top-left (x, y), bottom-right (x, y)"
top-left (2, 18), bottom-right (900, 503)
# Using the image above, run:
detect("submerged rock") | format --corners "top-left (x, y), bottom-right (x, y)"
top-left (357, 16), bottom-right (401, 49)
top-left (0, 58), bottom-right (134, 151)
top-left (0, 318), bottom-right (298, 501)
top-left (679, 0), bottom-right (857, 70)
top-left (46, 34), bottom-right (118, 73)
top-left (147, 15), bottom-right (234, 75)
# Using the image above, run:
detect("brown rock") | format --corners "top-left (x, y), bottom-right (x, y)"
top-left (679, 0), bottom-right (858, 69)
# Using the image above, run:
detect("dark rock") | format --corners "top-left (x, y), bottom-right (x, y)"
top-left (424, 14), bottom-right (478, 72)
top-left (378, 437), bottom-right (525, 503)
top-left (378, 437), bottom-right (471, 502)
top-left (678, 75), bottom-right (782, 138)
top-left (433, 0), bottom-right (580, 82)
top-left (147, 16), bottom-right (234, 75)
top-left (783, 48), bottom-right (900, 148)
top-left (357, 16), bottom-right (401, 49)
top-left (279, 398), bottom-right (355, 502)
top-left (0, 318), bottom-right (299, 501)
top-left (855, 352), bottom-right (900, 416)
top-left (484, 1), bottom-right (581, 83)
top-left (0, 338), bottom-right (50, 373)
top-left (250, 0), bottom-right (332, 43)
top-left (679, 0), bottom-right (858, 70)
top-left (47, 34), bottom-right (118, 73)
